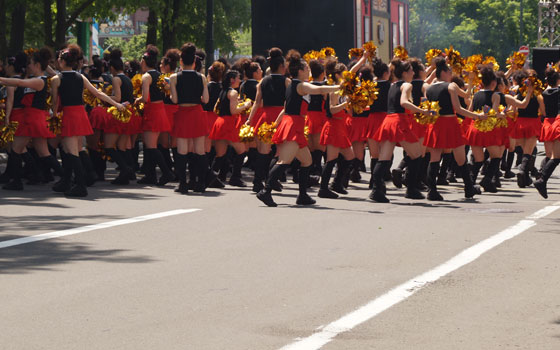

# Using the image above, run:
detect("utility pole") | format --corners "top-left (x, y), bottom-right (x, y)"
top-left (205, 0), bottom-right (214, 71)
top-left (520, 0), bottom-right (524, 45)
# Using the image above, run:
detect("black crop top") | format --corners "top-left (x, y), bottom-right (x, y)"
top-left (147, 70), bottom-right (163, 102)
top-left (204, 81), bottom-right (221, 112)
top-left (176, 70), bottom-right (203, 105)
top-left (411, 80), bottom-right (424, 106)
top-left (542, 88), bottom-right (559, 119)
top-left (308, 81), bottom-right (325, 112)
top-left (426, 82), bottom-right (454, 115)
top-left (517, 94), bottom-right (539, 118)
top-left (12, 75), bottom-right (25, 109)
top-left (498, 92), bottom-right (506, 106)
top-left (261, 74), bottom-right (286, 107)
top-left (117, 73), bottom-right (134, 105)
top-left (23, 76), bottom-right (48, 110)
top-left (387, 81), bottom-right (405, 114)
top-left (471, 90), bottom-right (495, 111)
top-left (217, 87), bottom-right (233, 116)
top-left (59, 71), bottom-right (84, 106)
top-left (240, 79), bottom-right (258, 101)
top-left (370, 80), bottom-right (390, 113)
top-left (285, 79), bottom-right (305, 116)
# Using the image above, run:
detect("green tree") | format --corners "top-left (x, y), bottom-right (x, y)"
top-left (104, 33), bottom-right (147, 62)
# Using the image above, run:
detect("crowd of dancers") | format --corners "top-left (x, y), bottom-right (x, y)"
top-left (0, 42), bottom-right (558, 206)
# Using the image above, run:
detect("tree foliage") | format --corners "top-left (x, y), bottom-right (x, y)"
top-left (409, 0), bottom-right (538, 65)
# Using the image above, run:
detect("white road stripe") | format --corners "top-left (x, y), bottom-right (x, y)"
top-left (280, 202), bottom-right (560, 350)
top-left (0, 209), bottom-right (201, 249)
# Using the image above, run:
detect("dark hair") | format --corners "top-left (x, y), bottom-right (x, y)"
top-left (142, 44), bottom-right (159, 68)
top-left (195, 49), bottom-right (206, 72)
top-left (372, 58), bottom-right (389, 79)
top-left (222, 70), bottom-right (240, 90)
top-left (89, 56), bottom-right (103, 79)
top-left (358, 65), bottom-right (374, 82)
top-left (233, 57), bottom-right (251, 80)
top-left (451, 74), bottom-right (465, 89)
top-left (8, 52), bottom-right (28, 74)
top-left (180, 43), bottom-right (196, 66)
top-left (391, 58), bottom-right (412, 79)
top-left (410, 58), bottom-right (425, 80)
top-left (325, 59), bottom-right (346, 82)
top-left (209, 61), bottom-right (226, 82)
top-left (245, 62), bottom-right (261, 79)
top-left (109, 48), bottom-right (124, 72)
top-left (126, 60), bottom-right (140, 78)
top-left (286, 50), bottom-right (306, 78)
top-left (480, 65), bottom-right (497, 87)
top-left (60, 44), bottom-right (82, 68)
top-left (217, 57), bottom-right (231, 71)
top-left (253, 55), bottom-right (267, 71)
top-left (495, 71), bottom-right (509, 90)
top-left (31, 47), bottom-right (53, 71)
top-left (434, 57), bottom-right (450, 79)
top-left (268, 47), bottom-right (284, 72)
top-left (163, 48), bottom-right (181, 71)
top-left (309, 59), bottom-right (324, 79)
top-left (513, 69), bottom-right (529, 86)
top-left (545, 67), bottom-right (560, 86)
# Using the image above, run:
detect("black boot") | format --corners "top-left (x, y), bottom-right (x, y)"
top-left (2, 152), bottom-right (23, 190)
top-left (350, 158), bottom-right (362, 183)
top-left (124, 150), bottom-right (137, 180)
top-left (40, 155), bottom-right (63, 181)
top-left (516, 154), bottom-right (531, 188)
top-left (318, 159), bottom-right (338, 199)
top-left (53, 152), bottom-right (73, 192)
top-left (368, 158), bottom-right (378, 189)
top-left (392, 156), bottom-right (409, 188)
top-left (461, 163), bottom-right (479, 199)
top-left (427, 162), bottom-right (444, 201)
top-left (186, 153), bottom-right (196, 189)
top-left (291, 159), bottom-right (301, 183)
top-left (158, 144), bottom-right (174, 172)
top-left (534, 158), bottom-right (560, 199)
top-left (257, 163), bottom-right (289, 207)
top-left (480, 158), bottom-right (500, 193)
top-left (21, 151), bottom-right (44, 184)
top-left (174, 153), bottom-right (189, 194)
top-left (311, 150), bottom-right (324, 176)
top-left (503, 150), bottom-right (516, 178)
top-left (65, 154), bottom-right (88, 197)
top-left (138, 148), bottom-right (157, 184)
top-left (0, 151), bottom-right (14, 183)
top-left (106, 148), bottom-right (133, 185)
top-left (369, 160), bottom-right (390, 203)
top-left (514, 146), bottom-right (523, 168)
top-left (331, 158), bottom-right (351, 194)
top-left (89, 149), bottom-right (106, 181)
top-left (229, 152), bottom-right (247, 187)
top-left (252, 153), bottom-right (267, 193)
top-left (79, 150), bottom-right (98, 186)
top-left (470, 161), bottom-right (484, 184)
top-left (437, 153), bottom-right (451, 185)
top-left (208, 156), bottom-right (226, 188)
top-left (405, 157), bottom-right (425, 199)
top-left (296, 166), bottom-right (316, 205)
top-left (417, 155), bottom-right (429, 190)
top-left (150, 148), bottom-right (174, 186)
top-left (538, 156), bottom-right (550, 178)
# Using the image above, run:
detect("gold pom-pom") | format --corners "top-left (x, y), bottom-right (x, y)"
top-left (107, 106), bottom-right (132, 123)
top-left (24, 48), bottom-right (38, 57)
top-left (0, 121), bottom-right (19, 148)
top-left (518, 76), bottom-right (545, 97)
top-left (47, 113), bottom-right (62, 135)
top-left (133, 101), bottom-right (144, 116)
top-left (158, 73), bottom-right (171, 96)
top-left (483, 56), bottom-right (500, 71)
top-left (304, 125), bottom-right (310, 140)
top-left (363, 41), bottom-right (377, 59)
top-left (414, 100), bottom-right (440, 125)
top-left (506, 52), bottom-right (526, 70)
top-left (0, 98), bottom-right (6, 124)
top-left (83, 88), bottom-right (102, 108)
top-left (237, 98), bottom-right (253, 116)
top-left (474, 108), bottom-right (498, 132)
top-left (336, 71), bottom-right (379, 114)
top-left (104, 85), bottom-right (113, 97)
top-left (425, 49), bottom-right (443, 65)
top-left (348, 48), bottom-right (364, 60)
top-left (457, 117), bottom-right (463, 124)
top-left (131, 74), bottom-right (143, 98)
top-left (393, 46), bottom-right (408, 60)
top-left (238, 124), bottom-right (255, 143)
top-left (304, 50), bottom-right (326, 63)
top-left (257, 122), bottom-right (276, 144)
top-left (320, 47), bottom-right (337, 59)
top-left (445, 45), bottom-right (464, 75)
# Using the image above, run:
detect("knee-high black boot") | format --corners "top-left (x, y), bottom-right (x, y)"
top-left (105, 148), bottom-right (132, 185)
top-left (21, 151), bottom-right (43, 184)
top-left (503, 150), bottom-right (516, 178)
top-left (88, 148), bottom-right (106, 181)
top-left (461, 163), bottom-right (479, 199)
top-left (437, 153), bottom-right (452, 185)
top-left (65, 154), bottom-right (88, 197)
top-left (516, 154), bottom-right (532, 188)
top-left (311, 150), bottom-right (324, 176)
top-left (208, 156), bottom-right (226, 188)
top-left (2, 152), bottom-right (23, 190)
top-left (296, 165), bottom-right (315, 205)
top-left (40, 154), bottom-right (63, 180)
top-left (368, 158), bottom-right (378, 189)
top-left (534, 158), bottom-right (560, 198)
top-left (158, 144), bottom-right (174, 172)
top-left (427, 162), bottom-right (444, 201)
top-left (79, 150), bottom-right (98, 186)
top-left (229, 152), bottom-right (247, 187)
top-left (53, 152), bottom-right (73, 192)
top-left (480, 158), bottom-right (500, 193)
top-left (138, 148), bottom-right (157, 185)
top-left (252, 153), bottom-right (267, 193)
top-left (150, 148), bottom-right (174, 186)
top-left (318, 159), bottom-right (338, 198)
top-left (369, 160), bottom-right (390, 203)
top-left (331, 158), bottom-right (352, 194)
top-left (257, 163), bottom-right (289, 207)
top-left (124, 150), bottom-right (137, 180)
top-left (405, 157), bottom-right (425, 199)
top-left (174, 153), bottom-right (188, 194)
top-left (392, 155), bottom-right (409, 189)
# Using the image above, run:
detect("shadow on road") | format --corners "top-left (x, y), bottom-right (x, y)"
top-left (0, 235), bottom-right (154, 274)
top-left (0, 214), bottom-right (122, 233)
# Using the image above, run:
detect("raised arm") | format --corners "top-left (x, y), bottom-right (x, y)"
top-left (229, 89), bottom-right (251, 115)
top-left (449, 83), bottom-right (484, 120)
top-left (297, 81), bottom-right (340, 96)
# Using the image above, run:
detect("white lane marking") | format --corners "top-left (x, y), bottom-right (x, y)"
top-left (280, 202), bottom-right (560, 350)
top-left (0, 209), bottom-right (201, 249)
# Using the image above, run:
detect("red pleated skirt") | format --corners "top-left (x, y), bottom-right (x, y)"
top-left (255, 106), bottom-right (283, 132)
top-left (61, 105), bottom-right (93, 137)
top-left (22, 107), bottom-right (55, 138)
top-left (364, 112), bottom-right (387, 139)
top-left (510, 117), bottom-right (542, 139)
top-left (347, 116), bottom-right (368, 143)
top-left (124, 110), bottom-right (142, 135)
top-left (460, 117), bottom-right (471, 136)
top-left (173, 104), bottom-right (208, 139)
top-left (320, 115), bottom-right (352, 149)
top-left (410, 119), bottom-right (428, 140)
top-left (104, 108), bottom-right (125, 135)
top-left (250, 108), bottom-right (264, 128)
top-left (424, 116), bottom-right (465, 149)
top-left (373, 113), bottom-right (418, 143)
top-left (306, 110), bottom-right (328, 135)
top-left (209, 115), bottom-right (240, 142)
top-left (235, 115), bottom-right (248, 129)
top-left (540, 117), bottom-right (558, 142)
top-left (272, 114), bottom-right (307, 148)
top-left (206, 111), bottom-right (219, 134)
top-left (465, 122), bottom-right (504, 147)
top-left (164, 103), bottom-right (178, 130)
top-left (88, 106), bottom-right (108, 130)
top-left (12, 109), bottom-right (26, 137)
top-left (142, 102), bottom-right (171, 133)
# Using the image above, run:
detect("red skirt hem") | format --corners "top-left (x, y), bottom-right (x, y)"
top-left (306, 110), bottom-right (328, 135)
top-left (373, 113), bottom-right (418, 143)
top-left (209, 115), bottom-right (240, 142)
top-left (320, 118), bottom-right (352, 148)
top-left (255, 106), bottom-right (283, 133)
top-left (510, 117), bottom-right (542, 139)
top-left (22, 107), bottom-right (55, 138)
top-left (172, 104), bottom-right (208, 139)
top-left (347, 117), bottom-right (368, 143)
top-left (142, 102), bottom-right (171, 133)
top-left (61, 105), bottom-right (93, 137)
top-left (272, 114), bottom-right (307, 148)
top-left (423, 116), bottom-right (466, 149)
top-left (364, 112), bottom-right (387, 139)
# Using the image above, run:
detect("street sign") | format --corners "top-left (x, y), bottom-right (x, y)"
top-left (519, 46), bottom-right (530, 56)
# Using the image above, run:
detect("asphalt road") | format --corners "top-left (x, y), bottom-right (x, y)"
top-left (1, 150), bottom-right (560, 350)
